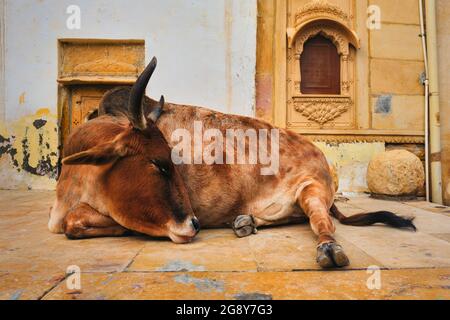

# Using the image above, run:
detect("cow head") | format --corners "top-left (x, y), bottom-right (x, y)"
top-left (62, 57), bottom-right (199, 243)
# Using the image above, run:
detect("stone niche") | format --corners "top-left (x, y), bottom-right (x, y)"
top-left (58, 39), bottom-right (145, 84)
top-left (57, 39), bottom-right (145, 147)
top-left (286, 0), bottom-right (360, 131)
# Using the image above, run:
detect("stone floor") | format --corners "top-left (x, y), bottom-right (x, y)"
top-left (0, 190), bottom-right (449, 300)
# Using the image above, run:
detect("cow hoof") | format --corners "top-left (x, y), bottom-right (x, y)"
top-left (316, 242), bottom-right (350, 268)
top-left (232, 215), bottom-right (257, 238)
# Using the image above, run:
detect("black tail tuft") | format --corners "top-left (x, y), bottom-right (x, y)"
top-left (330, 204), bottom-right (416, 231)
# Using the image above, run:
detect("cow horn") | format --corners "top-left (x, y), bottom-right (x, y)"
top-left (128, 57), bottom-right (157, 130)
top-left (147, 95), bottom-right (165, 123)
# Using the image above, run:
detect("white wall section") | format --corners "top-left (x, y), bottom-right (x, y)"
top-left (4, 0), bottom-right (257, 121)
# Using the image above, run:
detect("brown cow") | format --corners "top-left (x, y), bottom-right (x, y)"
top-left (95, 60), bottom-right (416, 268)
top-left (48, 58), bottom-right (200, 244)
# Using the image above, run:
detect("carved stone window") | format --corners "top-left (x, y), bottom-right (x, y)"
top-left (300, 35), bottom-right (340, 95)
top-left (286, 0), bottom-right (360, 130)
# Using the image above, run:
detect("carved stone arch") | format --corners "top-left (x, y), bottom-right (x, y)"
top-left (294, 24), bottom-right (350, 57)
top-left (288, 20), bottom-right (360, 50)
top-left (287, 0), bottom-right (360, 49)
top-left (294, 0), bottom-right (351, 26)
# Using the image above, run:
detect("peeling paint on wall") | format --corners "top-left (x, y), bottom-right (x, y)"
top-left (0, 108), bottom-right (58, 190)
top-left (315, 142), bottom-right (385, 193)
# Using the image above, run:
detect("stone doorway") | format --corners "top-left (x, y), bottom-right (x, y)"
top-left (57, 39), bottom-right (145, 149)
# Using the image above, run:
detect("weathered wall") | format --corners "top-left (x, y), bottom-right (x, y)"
top-left (316, 142), bottom-right (385, 193)
top-left (369, 0), bottom-right (425, 133)
top-left (0, 0), bottom-right (257, 190)
top-left (255, 0), bottom-right (275, 123)
top-left (0, 0), bottom-right (4, 124)
top-left (437, 0), bottom-right (450, 205)
top-left (255, 0), bottom-right (427, 193)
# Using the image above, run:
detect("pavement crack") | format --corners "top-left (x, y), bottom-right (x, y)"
top-left (37, 273), bottom-right (69, 300)
top-left (123, 244), bottom-right (145, 272)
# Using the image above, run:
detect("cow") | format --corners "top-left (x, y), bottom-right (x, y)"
top-left (48, 58), bottom-right (200, 244)
top-left (94, 59), bottom-right (416, 268)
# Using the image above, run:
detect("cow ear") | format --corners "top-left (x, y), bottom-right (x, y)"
top-left (146, 95), bottom-right (165, 123)
top-left (62, 142), bottom-right (128, 166)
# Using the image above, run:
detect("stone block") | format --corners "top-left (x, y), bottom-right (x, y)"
top-left (370, 59), bottom-right (425, 95)
top-left (370, 24), bottom-right (422, 61)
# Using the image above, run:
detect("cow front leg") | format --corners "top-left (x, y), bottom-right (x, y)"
top-left (232, 215), bottom-right (257, 238)
top-left (297, 184), bottom-right (350, 268)
top-left (63, 203), bottom-right (130, 239)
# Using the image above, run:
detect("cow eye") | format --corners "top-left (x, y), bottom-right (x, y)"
top-left (151, 160), bottom-right (170, 177)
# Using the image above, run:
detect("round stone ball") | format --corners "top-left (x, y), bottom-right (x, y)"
top-left (367, 150), bottom-right (425, 196)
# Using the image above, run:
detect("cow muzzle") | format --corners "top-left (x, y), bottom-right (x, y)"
top-left (168, 217), bottom-right (200, 244)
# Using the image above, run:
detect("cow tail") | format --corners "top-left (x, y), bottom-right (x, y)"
top-left (330, 204), bottom-right (416, 231)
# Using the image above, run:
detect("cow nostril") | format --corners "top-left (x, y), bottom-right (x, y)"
top-left (191, 218), bottom-right (200, 232)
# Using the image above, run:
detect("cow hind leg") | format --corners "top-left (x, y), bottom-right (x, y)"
top-left (63, 203), bottom-right (129, 239)
top-left (297, 183), bottom-right (350, 268)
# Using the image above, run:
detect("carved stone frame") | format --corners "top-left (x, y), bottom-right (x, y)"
top-left (286, 1), bottom-right (359, 130)
top-left (261, 0), bottom-right (425, 143)
top-left (292, 24), bottom-right (352, 95)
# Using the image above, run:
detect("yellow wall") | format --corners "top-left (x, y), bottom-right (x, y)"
top-left (369, 0), bottom-right (425, 133)
top-left (256, 0), bottom-right (276, 123)
top-left (256, 0), bottom-right (428, 193)
top-left (315, 141), bottom-right (385, 193)
top-left (437, 0), bottom-right (450, 205)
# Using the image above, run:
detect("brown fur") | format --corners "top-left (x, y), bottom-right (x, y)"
top-left (69, 63), bottom-right (415, 268)
top-left (49, 58), bottom-right (199, 243)
top-left (99, 86), bottom-right (416, 243)
top-left (99, 87), bottom-right (335, 236)
top-left (49, 115), bottom-right (198, 243)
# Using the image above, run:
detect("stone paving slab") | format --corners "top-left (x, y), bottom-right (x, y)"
top-left (129, 226), bottom-right (382, 273)
top-left (0, 190), bottom-right (54, 214)
top-left (0, 195), bottom-right (147, 273)
top-left (0, 235), bottom-right (147, 273)
top-left (402, 200), bottom-right (450, 216)
top-left (1, 191), bottom-right (450, 300)
top-left (247, 225), bottom-right (383, 271)
top-left (42, 269), bottom-right (450, 300)
top-left (0, 271), bottom-right (65, 300)
top-left (129, 229), bottom-right (257, 272)
top-left (335, 224), bottom-right (450, 268)
top-left (346, 196), bottom-right (450, 234)
top-left (431, 233), bottom-right (450, 243)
